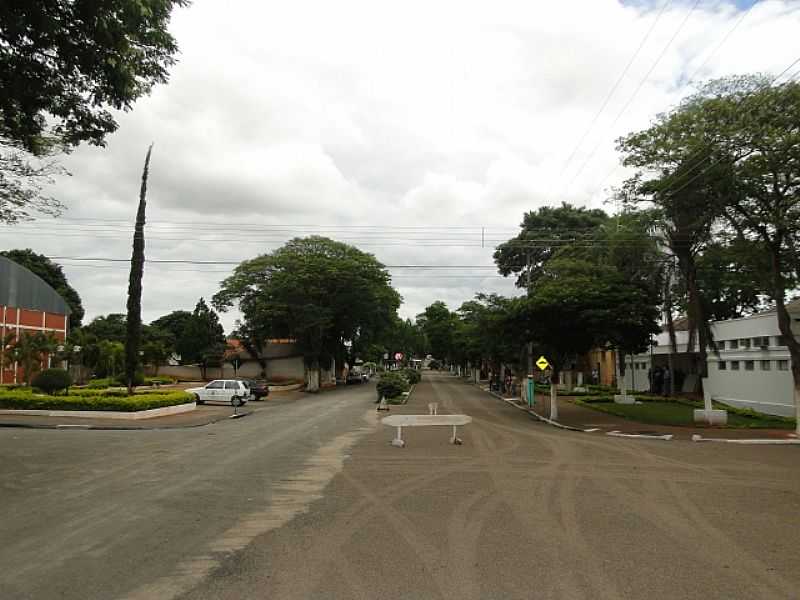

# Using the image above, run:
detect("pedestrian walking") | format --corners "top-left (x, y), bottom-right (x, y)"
top-left (663, 367), bottom-right (672, 396)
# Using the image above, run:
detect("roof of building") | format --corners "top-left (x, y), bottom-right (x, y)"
top-left (0, 256), bottom-right (71, 316)
top-left (661, 316), bottom-right (690, 333)
top-left (758, 297), bottom-right (800, 316)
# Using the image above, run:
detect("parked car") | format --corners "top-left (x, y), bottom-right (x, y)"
top-left (185, 380), bottom-right (251, 406)
top-left (240, 379), bottom-right (269, 400)
top-left (346, 371), bottom-right (363, 384)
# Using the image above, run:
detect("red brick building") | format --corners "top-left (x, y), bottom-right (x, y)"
top-left (0, 256), bottom-right (71, 384)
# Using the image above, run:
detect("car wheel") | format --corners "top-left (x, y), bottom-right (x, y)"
top-left (231, 395), bottom-right (243, 407)
top-left (194, 394), bottom-right (204, 405)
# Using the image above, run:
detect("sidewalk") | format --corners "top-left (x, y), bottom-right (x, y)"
top-left (0, 390), bottom-right (306, 430)
top-left (479, 384), bottom-right (797, 441)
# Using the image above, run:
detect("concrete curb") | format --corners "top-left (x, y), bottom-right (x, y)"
top-left (691, 434), bottom-right (800, 445)
top-left (481, 386), bottom-right (586, 433)
top-left (0, 402), bottom-right (197, 421)
top-left (0, 409), bottom-right (253, 431)
top-left (607, 430), bottom-right (674, 441)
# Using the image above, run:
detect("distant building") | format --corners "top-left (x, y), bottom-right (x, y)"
top-left (0, 256), bottom-right (71, 383)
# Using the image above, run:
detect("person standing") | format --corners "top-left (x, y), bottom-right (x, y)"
top-left (663, 366), bottom-right (672, 396)
top-left (653, 366), bottom-right (664, 395)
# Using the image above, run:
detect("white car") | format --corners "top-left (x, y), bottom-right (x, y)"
top-left (186, 380), bottom-right (251, 406)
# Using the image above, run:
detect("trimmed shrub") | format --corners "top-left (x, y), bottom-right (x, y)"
top-left (428, 359), bottom-right (441, 370)
top-left (31, 368), bottom-right (72, 395)
top-left (401, 368), bottom-right (421, 385)
top-left (376, 371), bottom-right (410, 401)
top-left (0, 390), bottom-right (193, 411)
top-left (114, 371), bottom-right (145, 386)
top-left (87, 378), bottom-right (113, 389)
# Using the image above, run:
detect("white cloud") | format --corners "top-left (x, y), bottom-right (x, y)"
top-left (3, 0), bottom-right (799, 329)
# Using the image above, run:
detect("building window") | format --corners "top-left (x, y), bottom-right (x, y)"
top-left (761, 360), bottom-right (771, 371)
top-left (740, 338), bottom-right (751, 349)
top-left (777, 360), bottom-right (790, 371)
top-left (716, 340), bottom-right (726, 350)
top-left (729, 340), bottom-right (739, 349)
top-left (745, 360), bottom-right (754, 371)
top-left (730, 361), bottom-right (740, 370)
top-left (754, 336), bottom-right (770, 348)
top-left (775, 336), bottom-right (787, 347)
top-left (718, 361), bottom-right (727, 370)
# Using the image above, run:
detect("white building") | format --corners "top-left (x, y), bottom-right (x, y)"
top-left (622, 299), bottom-right (800, 417)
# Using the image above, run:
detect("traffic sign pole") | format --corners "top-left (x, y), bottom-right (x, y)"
top-left (527, 375), bottom-right (534, 408)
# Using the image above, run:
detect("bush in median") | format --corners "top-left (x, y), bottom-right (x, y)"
top-left (31, 368), bottom-right (73, 395)
top-left (400, 368), bottom-right (421, 385)
top-left (376, 371), bottom-right (410, 402)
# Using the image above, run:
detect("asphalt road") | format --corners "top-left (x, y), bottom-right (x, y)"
top-left (0, 382), bottom-right (380, 600)
top-left (181, 372), bottom-right (800, 600)
top-left (3, 373), bottom-right (800, 600)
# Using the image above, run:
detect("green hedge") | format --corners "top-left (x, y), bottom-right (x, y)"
top-left (377, 371), bottom-right (410, 400)
top-left (400, 368), bottom-right (421, 385)
top-left (68, 388), bottom-right (179, 398)
top-left (0, 390), bottom-right (193, 412)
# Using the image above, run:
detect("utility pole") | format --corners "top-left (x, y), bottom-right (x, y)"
top-left (526, 253), bottom-right (534, 407)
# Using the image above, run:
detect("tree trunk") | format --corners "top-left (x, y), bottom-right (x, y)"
top-left (677, 250), bottom-right (711, 380)
top-left (549, 369), bottom-right (559, 421)
top-left (125, 145), bottom-right (152, 395)
top-left (305, 358), bottom-right (320, 393)
top-left (770, 250), bottom-right (800, 435)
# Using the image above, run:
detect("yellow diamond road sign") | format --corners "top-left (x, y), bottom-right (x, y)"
top-left (536, 356), bottom-right (550, 371)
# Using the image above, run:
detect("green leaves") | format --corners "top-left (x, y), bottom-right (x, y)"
top-left (214, 236), bottom-right (400, 367)
top-left (0, 0), bottom-right (188, 153)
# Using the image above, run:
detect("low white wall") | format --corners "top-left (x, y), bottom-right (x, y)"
top-left (153, 356), bottom-right (305, 382)
top-left (703, 367), bottom-right (795, 417)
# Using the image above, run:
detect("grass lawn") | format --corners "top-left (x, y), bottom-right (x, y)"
top-left (573, 399), bottom-right (796, 429)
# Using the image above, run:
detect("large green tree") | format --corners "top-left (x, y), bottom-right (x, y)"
top-left (493, 202), bottom-right (610, 287)
top-left (619, 75), bottom-right (800, 429)
top-left (521, 257), bottom-right (659, 419)
top-left (179, 298), bottom-right (225, 378)
top-left (0, 0), bottom-right (188, 153)
top-left (0, 0), bottom-right (187, 221)
top-left (416, 301), bottom-right (458, 364)
top-left (0, 249), bottom-right (84, 328)
top-left (213, 237), bottom-right (400, 391)
top-left (83, 314), bottom-right (127, 343)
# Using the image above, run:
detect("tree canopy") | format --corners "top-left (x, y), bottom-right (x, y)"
top-left (493, 202), bottom-right (610, 287)
top-left (0, 0), bottom-right (188, 154)
top-left (213, 236), bottom-right (401, 381)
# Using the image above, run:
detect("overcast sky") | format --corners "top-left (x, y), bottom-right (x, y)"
top-left (3, 0), bottom-right (799, 332)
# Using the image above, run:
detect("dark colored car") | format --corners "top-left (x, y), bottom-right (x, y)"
top-left (241, 379), bottom-right (269, 400)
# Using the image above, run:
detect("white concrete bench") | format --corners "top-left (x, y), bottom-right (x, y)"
top-left (381, 414), bottom-right (472, 447)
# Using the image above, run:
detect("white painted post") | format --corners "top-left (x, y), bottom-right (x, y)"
top-left (392, 426), bottom-right (405, 447)
top-left (550, 383), bottom-right (558, 421)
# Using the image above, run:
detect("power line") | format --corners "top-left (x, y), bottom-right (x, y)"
top-left (550, 0), bottom-right (672, 199)
top-left (662, 57), bottom-right (800, 199)
top-left (564, 0), bottom-right (701, 194)
top-left (587, 0), bottom-right (761, 201)
top-left (684, 0), bottom-right (759, 85)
